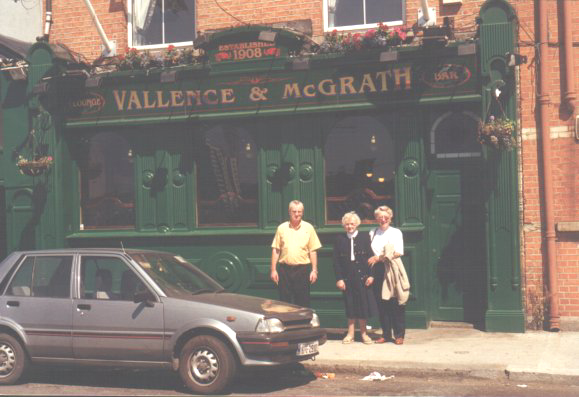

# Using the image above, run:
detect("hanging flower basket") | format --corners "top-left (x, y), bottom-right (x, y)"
top-left (477, 116), bottom-right (517, 151)
top-left (17, 156), bottom-right (53, 176)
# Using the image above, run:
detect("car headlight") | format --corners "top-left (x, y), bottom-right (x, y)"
top-left (255, 318), bottom-right (285, 333)
top-left (310, 313), bottom-right (320, 328)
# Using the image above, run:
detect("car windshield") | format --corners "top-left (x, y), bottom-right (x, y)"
top-left (129, 253), bottom-right (224, 297)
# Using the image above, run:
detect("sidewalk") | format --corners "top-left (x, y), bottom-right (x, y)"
top-left (302, 327), bottom-right (579, 384)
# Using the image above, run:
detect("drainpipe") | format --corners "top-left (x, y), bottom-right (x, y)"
top-left (537, 0), bottom-right (559, 331)
top-left (81, 0), bottom-right (116, 56)
top-left (560, 0), bottom-right (576, 116)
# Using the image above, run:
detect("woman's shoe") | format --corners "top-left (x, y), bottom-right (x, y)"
top-left (342, 334), bottom-right (354, 344)
top-left (361, 334), bottom-right (373, 345)
top-left (394, 338), bottom-right (404, 345)
top-left (374, 337), bottom-right (386, 344)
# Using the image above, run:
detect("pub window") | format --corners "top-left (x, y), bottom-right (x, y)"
top-left (325, 0), bottom-right (404, 30)
top-left (325, 114), bottom-right (396, 223)
top-left (80, 132), bottom-right (135, 230)
top-left (430, 111), bottom-right (481, 159)
top-left (130, 0), bottom-right (195, 47)
top-left (195, 123), bottom-right (258, 227)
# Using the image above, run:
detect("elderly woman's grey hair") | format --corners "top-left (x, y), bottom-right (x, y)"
top-left (374, 205), bottom-right (393, 219)
top-left (341, 211), bottom-right (361, 227)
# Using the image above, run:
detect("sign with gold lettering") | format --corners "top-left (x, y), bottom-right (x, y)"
top-left (214, 42), bottom-right (281, 62)
top-left (64, 55), bottom-right (478, 125)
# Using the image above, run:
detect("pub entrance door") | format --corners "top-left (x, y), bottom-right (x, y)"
top-left (426, 162), bottom-right (487, 326)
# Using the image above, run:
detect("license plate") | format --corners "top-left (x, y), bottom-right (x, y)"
top-left (297, 341), bottom-right (319, 356)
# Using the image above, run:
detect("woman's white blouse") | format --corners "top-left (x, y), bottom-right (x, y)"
top-left (370, 227), bottom-right (404, 256)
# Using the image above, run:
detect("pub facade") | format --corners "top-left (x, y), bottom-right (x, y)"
top-left (1, 0), bottom-right (527, 331)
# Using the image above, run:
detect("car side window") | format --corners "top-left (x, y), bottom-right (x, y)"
top-left (6, 256), bottom-right (72, 298)
top-left (80, 256), bottom-right (146, 301)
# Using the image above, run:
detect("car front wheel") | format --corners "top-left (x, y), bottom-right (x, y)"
top-left (179, 335), bottom-right (237, 395)
top-left (0, 333), bottom-right (27, 384)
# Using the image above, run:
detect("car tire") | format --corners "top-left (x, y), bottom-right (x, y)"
top-left (0, 333), bottom-right (27, 385)
top-left (179, 335), bottom-right (237, 395)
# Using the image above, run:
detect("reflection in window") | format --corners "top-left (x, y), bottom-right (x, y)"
top-left (7, 256), bottom-right (72, 298)
top-left (430, 111), bottom-right (481, 159)
top-left (325, 115), bottom-right (395, 223)
top-left (195, 123), bottom-right (258, 226)
top-left (80, 132), bottom-right (135, 229)
top-left (132, 0), bottom-right (195, 46)
top-left (80, 256), bottom-right (147, 301)
top-left (327, 0), bottom-right (404, 29)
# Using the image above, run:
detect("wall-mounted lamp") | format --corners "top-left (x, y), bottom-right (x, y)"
top-left (244, 142), bottom-right (255, 159)
top-left (505, 52), bottom-right (528, 67)
top-left (160, 70), bottom-right (177, 83)
top-left (292, 58), bottom-right (310, 70)
top-left (379, 51), bottom-right (398, 62)
top-left (370, 134), bottom-right (378, 152)
top-left (85, 75), bottom-right (102, 88)
top-left (258, 31), bottom-right (277, 43)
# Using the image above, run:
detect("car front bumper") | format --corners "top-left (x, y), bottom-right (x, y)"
top-left (236, 327), bottom-right (327, 365)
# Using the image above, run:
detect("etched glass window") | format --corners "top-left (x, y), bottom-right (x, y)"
top-left (325, 114), bottom-right (396, 223)
top-left (80, 132), bottom-right (135, 230)
top-left (195, 123), bottom-right (258, 226)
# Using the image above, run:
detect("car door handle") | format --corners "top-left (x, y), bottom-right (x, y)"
top-left (6, 301), bottom-right (19, 307)
top-left (77, 304), bottom-right (91, 311)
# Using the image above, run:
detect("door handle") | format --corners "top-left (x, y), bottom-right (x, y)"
top-left (77, 304), bottom-right (91, 311)
top-left (6, 301), bottom-right (20, 307)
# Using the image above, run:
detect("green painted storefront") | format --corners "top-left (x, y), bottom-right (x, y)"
top-left (0, 0), bottom-right (524, 331)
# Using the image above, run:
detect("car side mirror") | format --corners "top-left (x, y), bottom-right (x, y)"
top-left (133, 290), bottom-right (155, 307)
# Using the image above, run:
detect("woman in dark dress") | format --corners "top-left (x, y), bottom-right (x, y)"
top-left (333, 211), bottom-right (377, 344)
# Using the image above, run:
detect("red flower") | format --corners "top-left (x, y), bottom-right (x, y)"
top-left (167, 45), bottom-right (176, 52)
top-left (365, 29), bottom-right (376, 39)
top-left (332, 29), bottom-right (338, 37)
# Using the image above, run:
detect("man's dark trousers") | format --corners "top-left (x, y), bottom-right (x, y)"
top-left (278, 263), bottom-right (310, 307)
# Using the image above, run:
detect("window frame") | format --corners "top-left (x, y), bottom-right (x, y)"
top-left (127, 0), bottom-right (196, 50)
top-left (4, 255), bottom-right (73, 299)
top-left (322, 0), bottom-right (405, 32)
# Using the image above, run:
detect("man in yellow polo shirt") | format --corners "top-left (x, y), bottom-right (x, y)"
top-left (271, 200), bottom-right (322, 307)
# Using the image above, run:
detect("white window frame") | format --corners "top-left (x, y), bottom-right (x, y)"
top-left (127, 0), bottom-right (195, 50)
top-left (322, 0), bottom-right (405, 32)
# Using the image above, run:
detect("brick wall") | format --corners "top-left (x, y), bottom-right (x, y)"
top-left (509, 0), bottom-right (579, 325)
top-left (45, 0), bottom-right (579, 327)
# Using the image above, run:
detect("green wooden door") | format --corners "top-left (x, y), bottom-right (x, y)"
top-left (427, 164), bottom-right (487, 325)
top-left (260, 116), bottom-right (322, 227)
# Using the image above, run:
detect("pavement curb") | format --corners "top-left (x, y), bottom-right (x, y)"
top-left (303, 360), bottom-right (579, 385)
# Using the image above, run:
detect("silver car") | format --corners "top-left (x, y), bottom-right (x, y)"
top-left (0, 249), bottom-right (326, 394)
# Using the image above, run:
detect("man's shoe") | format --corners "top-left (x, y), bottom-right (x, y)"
top-left (374, 337), bottom-right (387, 344)
top-left (342, 334), bottom-right (354, 344)
top-left (361, 334), bottom-right (373, 344)
top-left (394, 338), bottom-right (404, 345)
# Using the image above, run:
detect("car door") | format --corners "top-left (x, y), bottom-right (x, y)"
top-left (0, 254), bottom-right (74, 358)
top-left (72, 254), bottom-right (165, 361)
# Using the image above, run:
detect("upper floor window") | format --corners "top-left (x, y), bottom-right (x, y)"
top-left (131, 0), bottom-right (195, 47)
top-left (80, 132), bottom-right (135, 230)
top-left (325, 0), bottom-right (404, 30)
top-left (325, 114), bottom-right (396, 223)
top-left (195, 123), bottom-right (258, 227)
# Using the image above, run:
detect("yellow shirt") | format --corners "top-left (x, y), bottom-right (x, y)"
top-left (271, 221), bottom-right (322, 265)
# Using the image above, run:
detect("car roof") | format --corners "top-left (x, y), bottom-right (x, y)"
top-left (10, 248), bottom-right (172, 256)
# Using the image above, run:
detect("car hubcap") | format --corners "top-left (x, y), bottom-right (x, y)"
top-left (190, 348), bottom-right (219, 384)
top-left (0, 343), bottom-right (16, 377)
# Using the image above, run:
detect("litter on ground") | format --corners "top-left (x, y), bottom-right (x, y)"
top-left (361, 371), bottom-right (394, 381)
